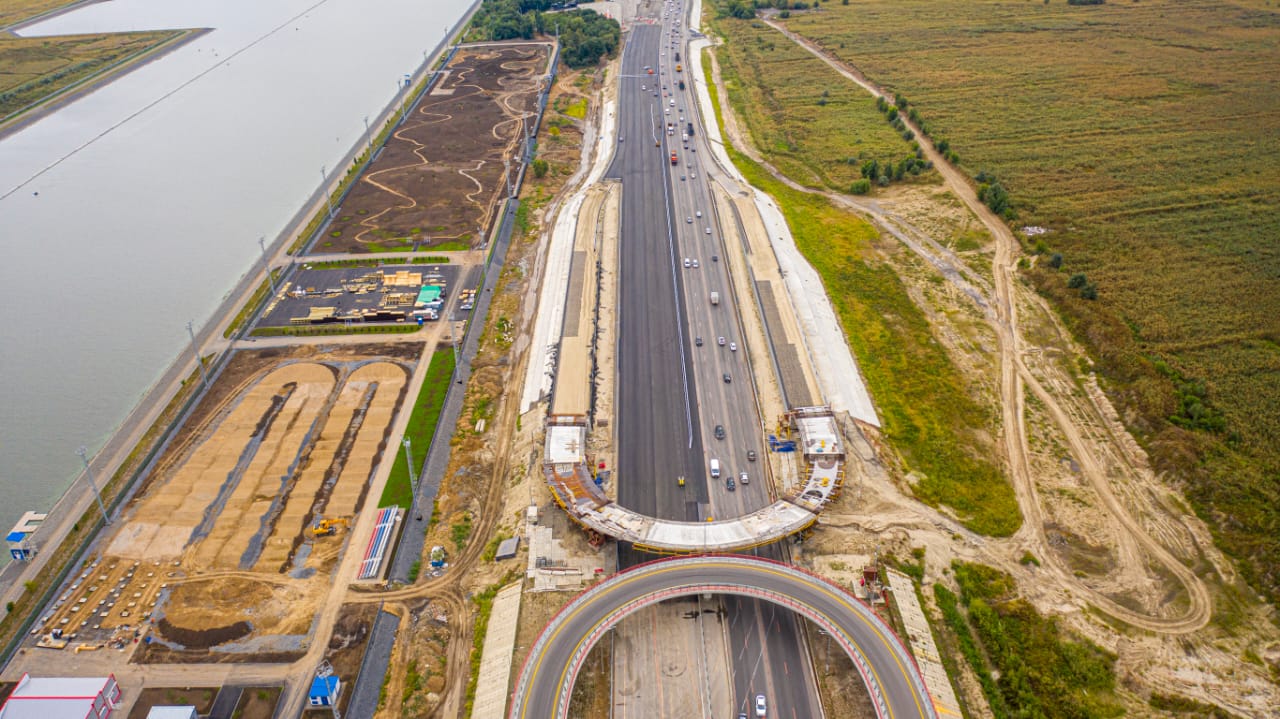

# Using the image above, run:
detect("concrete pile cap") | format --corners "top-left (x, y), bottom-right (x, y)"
top-left (795, 413), bottom-right (842, 455)
top-left (546, 425), bottom-right (586, 463)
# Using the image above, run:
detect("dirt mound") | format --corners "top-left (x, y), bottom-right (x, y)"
top-left (156, 617), bottom-right (251, 648)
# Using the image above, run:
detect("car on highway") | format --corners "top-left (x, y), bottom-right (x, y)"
top-left (705, 227), bottom-right (712, 235)
top-left (695, 336), bottom-right (703, 346)
top-left (681, 175), bottom-right (686, 181)
top-left (729, 341), bottom-right (737, 351)
top-left (723, 373), bottom-right (732, 383)
top-left (696, 210), bottom-right (703, 218)
top-left (714, 424), bottom-right (725, 439)
top-left (740, 471), bottom-right (749, 485)
top-left (755, 694), bottom-right (767, 717)
top-left (739, 714), bottom-right (748, 719)
top-left (642, 84), bottom-right (646, 90)
top-left (725, 475), bottom-right (736, 491)
top-left (747, 449), bottom-right (757, 462)
top-left (683, 258), bottom-right (691, 268)
top-left (686, 216), bottom-right (692, 223)
top-left (692, 259), bottom-right (699, 268)
top-left (717, 336), bottom-right (726, 346)
top-left (712, 255), bottom-right (718, 262)
top-left (690, 171), bottom-right (697, 178)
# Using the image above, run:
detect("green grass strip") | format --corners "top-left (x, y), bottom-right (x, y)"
top-left (378, 348), bottom-right (457, 508)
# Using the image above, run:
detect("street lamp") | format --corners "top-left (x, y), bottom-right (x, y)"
top-left (186, 320), bottom-right (209, 388)
top-left (77, 446), bottom-right (111, 525)
top-left (258, 236), bottom-right (276, 295)
top-left (320, 165), bottom-right (335, 219)
top-left (403, 437), bottom-right (419, 519)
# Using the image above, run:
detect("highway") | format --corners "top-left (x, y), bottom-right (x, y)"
top-left (608, 1), bottom-right (823, 715)
top-left (508, 555), bottom-right (938, 719)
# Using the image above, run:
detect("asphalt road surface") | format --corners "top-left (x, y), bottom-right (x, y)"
top-left (509, 556), bottom-right (936, 719)
top-left (610, 21), bottom-right (709, 523)
top-left (608, 2), bottom-right (824, 716)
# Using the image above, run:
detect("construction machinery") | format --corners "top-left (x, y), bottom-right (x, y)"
top-left (311, 517), bottom-right (350, 537)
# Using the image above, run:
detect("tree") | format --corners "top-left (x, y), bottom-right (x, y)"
top-left (1067, 273), bottom-right (1088, 289)
top-left (978, 181), bottom-right (1010, 216)
top-left (1080, 284), bottom-right (1098, 300)
top-left (532, 158), bottom-right (549, 178)
top-left (1048, 253), bottom-right (1063, 269)
top-left (850, 179), bottom-right (872, 195)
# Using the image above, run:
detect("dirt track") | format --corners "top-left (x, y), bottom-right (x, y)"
top-left (319, 44), bottom-right (550, 253)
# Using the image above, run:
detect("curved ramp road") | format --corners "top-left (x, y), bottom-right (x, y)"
top-left (509, 555), bottom-right (938, 719)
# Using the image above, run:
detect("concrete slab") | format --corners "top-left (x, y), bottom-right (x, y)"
top-left (472, 582), bottom-right (524, 719)
top-left (885, 569), bottom-right (962, 718)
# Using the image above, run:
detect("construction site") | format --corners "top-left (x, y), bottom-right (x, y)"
top-left (257, 264), bottom-right (465, 328)
top-left (20, 343), bottom-right (418, 663)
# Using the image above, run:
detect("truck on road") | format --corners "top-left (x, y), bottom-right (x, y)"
top-left (670, 151), bottom-right (678, 165)
top-left (710, 291), bottom-right (720, 305)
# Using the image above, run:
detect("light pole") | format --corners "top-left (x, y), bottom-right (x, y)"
top-left (320, 165), bottom-right (335, 219)
top-left (77, 446), bottom-right (111, 525)
top-left (257, 236), bottom-right (276, 295)
top-left (186, 320), bottom-right (209, 388)
top-left (363, 115), bottom-right (371, 153)
top-left (403, 437), bottom-right (419, 519)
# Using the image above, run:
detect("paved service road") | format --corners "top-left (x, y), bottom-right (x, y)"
top-left (509, 555), bottom-right (938, 719)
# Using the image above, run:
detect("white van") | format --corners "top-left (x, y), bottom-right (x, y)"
top-left (709, 459), bottom-right (721, 479)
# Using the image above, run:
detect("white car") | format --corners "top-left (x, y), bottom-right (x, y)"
top-left (717, 336), bottom-right (726, 346)
top-left (686, 216), bottom-right (693, 223)
top-left (729, 342), bottom-right (737, 351)
top-left (696, 210), bottom-right (702, 218)
top-left (755, 695), bottom-right (767, 717)
top-left (642, 84), bottom-right (646, 90)
top-left (683, 258), bottom-right (691, 268)
top-left (705, 227), bottom-right (712, 235)
top-left (692, 259), bottom-right (699, 268)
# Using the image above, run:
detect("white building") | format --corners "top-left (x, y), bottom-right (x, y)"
top-left (0, 674), bottom-right (120, 719)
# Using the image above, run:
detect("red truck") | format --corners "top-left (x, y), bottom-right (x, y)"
top-left (670, 152), bottom-right (678, 165)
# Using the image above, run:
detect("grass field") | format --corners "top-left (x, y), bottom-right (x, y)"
top-left (935, 562), bottom-right (1122, 719)
top-left (709, 14), bottom-right (936, 192)
top-left (1, 0), bottom-right (181, 121)
top-left (777, 0), bottom-right (1280, 606)
top-left (378, 349), bottom-right (457, 509)
top-left (702, 44), bottom-right (1020, 536)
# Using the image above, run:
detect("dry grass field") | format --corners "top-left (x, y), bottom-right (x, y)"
top-left (710, 14), bottom-right (936, 192)
top-left (778, 0), bottom-right (1280, 606)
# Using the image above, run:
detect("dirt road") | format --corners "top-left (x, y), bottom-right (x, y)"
top-left (757, 19), bottom-right (1211, 634)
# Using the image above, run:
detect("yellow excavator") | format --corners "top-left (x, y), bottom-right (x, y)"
top-left (311, 517), bottom-right (350, 537)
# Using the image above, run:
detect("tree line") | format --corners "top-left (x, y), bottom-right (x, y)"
top-left (470, 0), bottom-right (620, 68)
